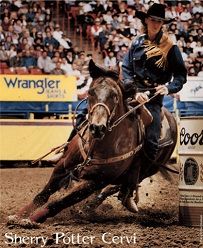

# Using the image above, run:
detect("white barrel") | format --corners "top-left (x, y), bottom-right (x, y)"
top-left (179, 117), bottom-right (203, 226)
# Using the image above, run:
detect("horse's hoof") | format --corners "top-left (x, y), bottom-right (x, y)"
top-left (7, 215), bottom-right (20, 225)
top-left (20, 218), bottom-right (40, 229)
top-left (7, 215), bottom-right (39, 228)
top-left (123, 197), bottom-right (139, 213)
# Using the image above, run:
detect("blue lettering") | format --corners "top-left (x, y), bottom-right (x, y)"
top-left (4, 77), bottom-right (18, 88)
top-left (3, 77), bottom-right (61, 94)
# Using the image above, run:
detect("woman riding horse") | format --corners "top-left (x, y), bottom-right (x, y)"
top-left (10, 60), bottom-right (177, 224)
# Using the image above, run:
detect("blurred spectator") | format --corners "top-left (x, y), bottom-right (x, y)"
top-left (46, 44), bottom-right (55, 58)
top-left (188, 66), bottom-right (196, 76)
top-left (6, 44), bottom-right (17, 59)
top-left (91, 18), bottom-right (103, 49)
top-left (52, 24), bottom-right (63, 41)
top-left (43, 31), bottom-right (59, 49)
top-left (93, 0), bottom-right (105, 15)
top-left (117, 44), bottom-right (128, 64)
top-left (177, 36), bottom-right (186, 48)
top-left (1, 8), bottom-right (10, 20)
top-left (192, 12), bottom-right (202, 25)
top-left (198, 66), bottom-right (203, 77)
top-left (50, 60), bottom-right (65, 75)
top-left (165, 6), bottom-right (179, 20)
top-left (9, 48), bottom-right (24, 69)
top-left (180, 8), bottom-right (192, 22)
top-left (60, 57), bottom-right (73, 75)
top-left (66, 50), bottom-right (74, 64)
top-left (111, 14), bottom-right (120, 30)
top-left (192, 0), bottom-right (203, 14)
top-left (33, 37), bottom-right (44, 50)
top-left (22, 50), bottom-right (37, 69)
top-left (4, 36), bottom-right (13, 50)
top-left (2, 17), bottom-right (10, 32)
top-left (104, 50), bottom-right (117, 69)
top-left (0, 42), bottom-right (8, 62)
top-left (0, 25), bottom-right (5, 41)
top-left (70, 59), bottom-right (87, 100)
top-left (183, 42), bottom-right (193, 55)
top-left (77, 12), bottom-right (94, 37)
top-left (179, 47), bottom-right (188, 61)
top-left (37, 50), bottom-right (55, 73)
top-left (98, 22), bottom-right (113, 50)
top-left (22, 30), bottom-right (34, 46)
top-left (18, 37), bottom-right (29, 50)
top-left (193, 41), bottom-right (203, 54)
top-left (103, 10), bottom-right (113, 23)
top-left (175, 2), bottom-right (184, 14)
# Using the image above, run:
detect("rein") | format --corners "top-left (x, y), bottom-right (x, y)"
top-left (108, 91), bottom-right (159, 131)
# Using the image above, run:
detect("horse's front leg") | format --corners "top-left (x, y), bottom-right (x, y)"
top-left (16, 139), bottom-right (82, 218)
top-left (16, 161), bottom-right (67, 218)
top-left (29, 179), bottom-right (105, 223)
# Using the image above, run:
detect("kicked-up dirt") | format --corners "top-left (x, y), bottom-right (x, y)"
top-left (0, 167), bottom-right (202, 248)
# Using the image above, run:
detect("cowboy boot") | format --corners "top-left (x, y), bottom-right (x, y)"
top-left (118, 156), bottom-right (141, 213)
top-left (121, 183), bottom-right (141, 213)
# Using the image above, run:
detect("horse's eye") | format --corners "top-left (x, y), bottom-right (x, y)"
top-left (110, 91), bottom-right (117, 99)
top-left (88, 88), bottom-right (95, 96)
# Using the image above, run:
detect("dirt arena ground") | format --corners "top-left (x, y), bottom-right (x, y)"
top-left (0, 167), bottom-right (202, 248)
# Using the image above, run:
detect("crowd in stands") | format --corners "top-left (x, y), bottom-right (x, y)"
top-left (0, 0), bottom-right (202, 98)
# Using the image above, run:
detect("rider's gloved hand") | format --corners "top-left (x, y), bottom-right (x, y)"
top-left (155, 85), bottom-right (169, 95)
top-left (135, 92), bottom-right (149, 103)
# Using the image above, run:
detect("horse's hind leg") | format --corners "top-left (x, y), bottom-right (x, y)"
top-left (84, 185), bottom-right (120, 211)
top-left (17, 161), bottom-right (67, 218)
top-left (29, 179), bottom-right (104, 223)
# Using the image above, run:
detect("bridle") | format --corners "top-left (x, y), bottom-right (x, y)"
top-left (88, 77), bottom-right (120, 131)
top-left (74, 78), bottom-right (160, 136)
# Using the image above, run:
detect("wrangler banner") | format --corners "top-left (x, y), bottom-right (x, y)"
top-left (0, 75), bottom-right (77, 101)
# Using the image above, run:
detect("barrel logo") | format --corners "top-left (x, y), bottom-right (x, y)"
top-left (184, 158), bottom-right (199, 185)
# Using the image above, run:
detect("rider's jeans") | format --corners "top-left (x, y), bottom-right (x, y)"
top-left (144, 103), bottom-right (162, 161)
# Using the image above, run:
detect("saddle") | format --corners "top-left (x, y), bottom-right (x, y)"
top-left (136, 106), bottom-right (174, 149)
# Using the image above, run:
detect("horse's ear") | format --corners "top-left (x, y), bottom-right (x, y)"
top-left (89, 59), bottom-right (102, 79)
top-left (89, 59), bottom-right (119, 79)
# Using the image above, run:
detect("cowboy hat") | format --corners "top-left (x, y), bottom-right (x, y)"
top-left (136, 3), bottom-right (174, 24)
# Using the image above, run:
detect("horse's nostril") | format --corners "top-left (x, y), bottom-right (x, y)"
top-left (100, 125), bottom-right (106, 134)
top-left (89, 124), bottom-right (106, 138)
top-left (89, 124), bottom-right (95, 134)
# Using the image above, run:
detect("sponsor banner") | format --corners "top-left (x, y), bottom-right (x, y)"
top-left (179, 76), bottom-right (203, 102)
top-left (0, 119), bottom-right (72, 160)
top-left (0, 75), bottom-right (77, 102)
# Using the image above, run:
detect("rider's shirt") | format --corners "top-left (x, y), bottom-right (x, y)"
top-left (122, 30), bottom-right (187, 104)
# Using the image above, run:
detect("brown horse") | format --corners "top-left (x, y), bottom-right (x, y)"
top-left (11, 60), bottom-right (177, 224)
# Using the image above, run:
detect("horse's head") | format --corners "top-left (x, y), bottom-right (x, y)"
top-left (88, 60), bottom-right (123, 139)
